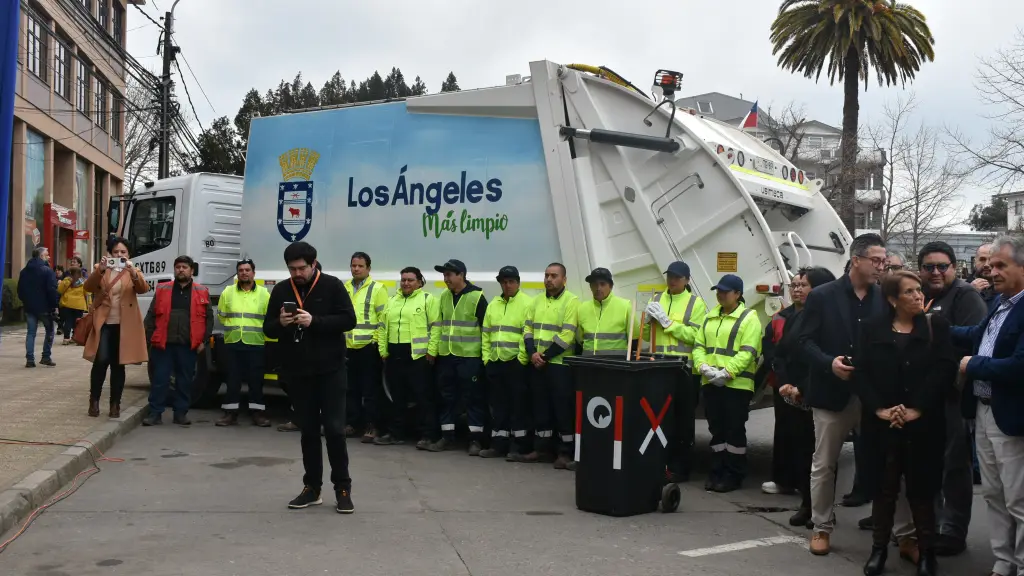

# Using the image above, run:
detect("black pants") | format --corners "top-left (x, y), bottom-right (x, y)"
top-left (289, 370), bottom-right (351, 492)
top-left (771, 386), bottom-right (815, 507)
top-left (437, 355), bottom-right (486, 441)
top-left (90, 324), bottom-right (125, 404)
top-left (871, 437), bottom-right (936, 550)
top-left (60, 307), bottom-right (83, 339)
top-left (346, 345), bottom-right (382, 431)
top-left (703, 384), bottom-right (753, 483)
top-left (667, 370), bottom-right (698, 477)
top-left (383, 344), bottom-right (437, 441)
top-left (486, 359), bottom-right (530, 454)
top-left (531, 363), bottom-right (574, 457)
top-left (223, 343), bottom-right (265, 411)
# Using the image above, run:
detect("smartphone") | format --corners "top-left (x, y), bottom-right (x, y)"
top-left (842, 356), bottom-right (854, 367)
top-left (283, 301), bottom-right (298, 315)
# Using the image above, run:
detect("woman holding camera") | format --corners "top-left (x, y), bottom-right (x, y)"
top-left (83, 237), bottom-right (150, 418)
top-left (856, 271), bottom-right (956, 576)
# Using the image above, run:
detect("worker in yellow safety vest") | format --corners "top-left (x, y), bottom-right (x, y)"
top-left (376, 266), bottom-right (440, 449)
top-left (577, 267), bottom-right (636, 357)
top-left (478, 266), bottom-right (533, 460)
top-left (642, 260), bottom-right (707, 483)
top-left (511, 263), bottom-right (579, 470)
top-left (344, 252), bottom-right (390, 443)
top-left (692, 273), bottom-right (762, 494)
top-left (429, 258), bottom-right (488, 455)
top-left (216, 259), bottom-right (272, 427)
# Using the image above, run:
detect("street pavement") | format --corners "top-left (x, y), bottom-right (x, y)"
top-left (0, 325), bottom-right (148, 492)
top-left (0, 389), bottom-right (998, 576)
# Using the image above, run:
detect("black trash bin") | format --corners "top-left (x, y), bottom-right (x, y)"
top-left (565, 356), bottom-right (684, 517)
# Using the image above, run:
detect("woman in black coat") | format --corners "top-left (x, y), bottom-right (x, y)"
top-left (855, 271), bottom-right (957, 576)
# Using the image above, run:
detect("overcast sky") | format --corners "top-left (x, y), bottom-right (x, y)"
top-left (128, 0), bottom-right (1023, 222)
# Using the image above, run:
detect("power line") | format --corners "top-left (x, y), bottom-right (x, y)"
top-left (130, 3), bottom-right (163, 31)
top-left (174, 45), bottom-right (215, 113)
top-left (174, 60), bottom-right (204, 133)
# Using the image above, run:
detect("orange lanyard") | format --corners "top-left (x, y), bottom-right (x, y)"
top-left (289, 271), bottom-right (320, 309)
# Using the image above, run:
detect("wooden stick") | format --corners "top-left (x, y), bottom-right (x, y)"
top-left (636, 312), bottom-right (646, 361)
top-left (626, 302), bottom-right (636, 361)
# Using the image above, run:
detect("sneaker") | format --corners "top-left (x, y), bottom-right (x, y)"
top-left (361, 427), bottom-right (378, 444)
top-left (39, 358), bottom-right (56, 367)
top-left (426, 437), bottom-right (450, 452)
top-left (216, 412), bottom-right (239, 427)
top-left (288, 486), bottom-right (322, 509)
top-left (467, 441), bottom-right (482, 456)
top-left (761, 481), bottom-right (795, 495)
top-left (373, 434), bottom-right (403, 446)
top-left (142, 414), bottom-right (162, 426)
top-left (25, 361), bottom-right (35, 368)
top-left (335, 488), bottom-right (354, 514)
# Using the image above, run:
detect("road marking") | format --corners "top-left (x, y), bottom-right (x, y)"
top-left (677, 535), bottom-right (806, 557)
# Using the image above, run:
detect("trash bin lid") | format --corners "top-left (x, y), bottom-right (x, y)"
top-left (564, 356), bottom-right (686, 372)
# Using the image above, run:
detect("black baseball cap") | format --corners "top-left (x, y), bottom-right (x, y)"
top-left (434, 259), bottom-right (467, 275)
top-left (711, 274), bottom-right (744, 293)
top-left (496, 266), bottom-right (520, 281)
top-left (585, 267), bottom-right (614, 284)
top-left (664, 261), bottom-right (691, 278)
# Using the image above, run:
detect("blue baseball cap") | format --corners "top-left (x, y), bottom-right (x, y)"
top-left (711, 274), bottom-right (743, 293)
top-left (664, 261), bottom-right (691, 278)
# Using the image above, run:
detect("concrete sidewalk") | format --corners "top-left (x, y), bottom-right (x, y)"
top-left (0, 324), bottom-right (149, 493)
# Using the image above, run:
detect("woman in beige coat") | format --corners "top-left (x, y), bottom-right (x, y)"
top-left (83, 237), bottom-right (150, 418)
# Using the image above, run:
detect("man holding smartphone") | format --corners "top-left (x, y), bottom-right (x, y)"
top-left (263, 242), bottom-right (357, 514)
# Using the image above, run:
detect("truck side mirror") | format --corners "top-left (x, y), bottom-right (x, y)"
top-left (107, 198), bottom-right (120, 235)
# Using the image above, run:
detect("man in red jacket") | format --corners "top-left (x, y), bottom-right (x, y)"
top-left (143, 255), bottom-right (213, 426)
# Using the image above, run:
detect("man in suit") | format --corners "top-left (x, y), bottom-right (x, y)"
top-left (952, 234), bottom-right (1024, 576)
top-left (799, 233), bottom-right (889, 556)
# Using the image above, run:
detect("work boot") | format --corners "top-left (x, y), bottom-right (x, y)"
top-left (173, 413), bottom-right (191, 426)
top-left (511, 450), bottom-right (554, 464)
top-left (478, 447), bottom-right (505, 458)
top-left (426, 437), bottom-right (451, 452)
top-left (916, 548), bottom-right (937, 576)
top-left (842, 491), bottom-right (869, 507)
top-left (932, 534), bottom-right (965, 556)
top-left (335, 488), bottom-right (354, 514)
top-left (39, 358), bottom-right (55, 367)
top-left (287, 486), bottom-right (322, 509)
top-left (863, 545), bottom-right (888, 575)
top-left (467, 441), bottom-right (482, 457)
top-left (553, 455), bottom-right (572, 470)
top-left (252, 411), bottom-right (271, 427)
top-left (373, 434), bottom-right (403, 446)
top-left (216, 411), bottom-right (239, 427)
top-left (898, 537), bottom-right (920, 564)
top-left (108, 403), bottom-right (120, 419)
top-left (809, 532), bottom-right (831, 556)
top-left (142, 413), bottom-right (162, 426)
top-left (361, 426), bottom-right (378, 444)
top-left (505, 450), bottom-right (521, 462)
top-left (25, 360), bottom-right (35, 368)
top-left (278, 421), bottom-right (299, 432)
top-left (88, 399), bottom-right (100, 418)
top-left (858, 516), bottom-right (874, 530)
top-left (789, 506), bottom-right (811, 527)
top-left (415, 438), bottom-right (431, 450)
top-left (565, 460), bottom-right (578, 471)
top-left (712, 478), bottom-right (740, 493)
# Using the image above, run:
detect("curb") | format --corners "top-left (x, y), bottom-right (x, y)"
top-left (0, 403), bottom-right (149, 536)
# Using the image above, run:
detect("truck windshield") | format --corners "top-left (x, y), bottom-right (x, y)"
top-left (127, 197), bottom-right (175, 257)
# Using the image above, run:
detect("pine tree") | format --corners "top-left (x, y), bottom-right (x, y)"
top-left (410, 75), bottom-right (428, 96)
top-left (234, 89), bottom-right (264, 145)
top-left (366, 71), bottom-right (386, 100)
top-left (440, 72), bottom-right (460, 93)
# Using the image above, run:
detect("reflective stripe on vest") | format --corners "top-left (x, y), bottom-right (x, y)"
top-left (385, 291), bottom-right (432, 358)
top-left (697, 307), bottom-right (759, 391)
top-left (347, 280), bottom-right (384, 348)
top-left (439, 290), bottom-right (482, 357)
top-left (579, 295), bottom-right (631, 357)
top-left (482, 292), bottom-right (532, 363)
top-left (525, 290), bottom-right (578, 365)
top-left (220, 284), bottom-right (268, 346)
top-left (650, 291), bottom-right (699, 356)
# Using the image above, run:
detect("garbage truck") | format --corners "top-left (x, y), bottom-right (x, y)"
top-left (111, 59), bottom-right (852, 408)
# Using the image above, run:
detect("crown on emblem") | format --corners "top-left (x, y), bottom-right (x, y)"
top-left (279, 148), bottom-right (320, 181)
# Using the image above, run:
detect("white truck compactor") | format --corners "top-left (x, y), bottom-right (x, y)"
top-left (114, 60), bottom-right (852, 407)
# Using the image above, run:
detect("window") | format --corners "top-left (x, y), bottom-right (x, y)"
top-left (25, 130), bottom-right (46, 262)
top-left (26, 14), bottom-right (48, 82)
top-left (696, 100), bottom-right (713, 114)
top-left (112, 4), bottom-right (124, 45)
top-left (128, 197), bottom-right (176, 257)
top-left (96, 0), bottom-right (108, 29)
top-left (75, 159), bottom-right (89, 260)
top-left (806, 136), bottom-right (824, 149)
top-left (53, 37), bottom-right (72, 100)
top-left (93, 77), bottom-right (107, 130)
top-left (77, 60), bottom-right (90, 112)
top-left (1015, 200), bottom-right (1022, 216)
top-left (111, 93), bottom-right (122, 143)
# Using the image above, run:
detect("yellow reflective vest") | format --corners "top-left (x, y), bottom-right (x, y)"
top-left (438, 288), bottom-right (484, 358)
top-left (345, 276), bottom-right (390, 350)
top-left (218, 283), bottom-right (270, 346)
top-left (577, 293), bottom-right (636, 357)
top-left (644, 289), bottom-right (707, 363)
top-left (524, 289), bottom-right (579, 366)
top-left (377, 288), bottom-right (439, 361)
top-left (482, 291), bottom-right (533, 365)
top-left (692, 302), bottom-right (762, 391)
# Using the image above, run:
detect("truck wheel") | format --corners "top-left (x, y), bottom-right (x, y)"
top-left (661, 483), bottom-right (681, 513)
top-left (189, 349), bottom-right (222, 409)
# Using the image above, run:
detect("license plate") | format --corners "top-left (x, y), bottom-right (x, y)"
top-left (752, 157), bottom-right (776, 175)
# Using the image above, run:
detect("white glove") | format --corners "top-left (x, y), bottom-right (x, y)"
top-left (645, 302), bottom-right (672, 328)
top-left (709, 368), bottom-right (730, 387)
top-left (699, 364), bottom-right (716, 380)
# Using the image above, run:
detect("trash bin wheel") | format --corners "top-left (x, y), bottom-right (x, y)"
top-left (661, 483), bottom-right (681, 513)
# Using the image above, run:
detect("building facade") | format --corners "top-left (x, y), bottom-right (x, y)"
top-left (886, 230), bottom-right (995, 277)
top-left (6, 0), bottom-right (136, 278)
top-left (993, 191), bottom-right (1024, 231)
top-left (674, 92), bottom-right (885, 232)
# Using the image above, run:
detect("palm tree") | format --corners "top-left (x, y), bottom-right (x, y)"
top-left (770, 1), bottom-right (934, 234)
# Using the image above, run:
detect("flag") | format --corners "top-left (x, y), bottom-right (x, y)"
top-left (738, 101), bottom-right (758, 130)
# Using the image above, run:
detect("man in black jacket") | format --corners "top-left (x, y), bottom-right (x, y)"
top-left (18, 247), bottom-right (59, 367)
top-left (264, 242), bottom-right (357, 514)
top-left (799, 233), bottom-right (889, 556)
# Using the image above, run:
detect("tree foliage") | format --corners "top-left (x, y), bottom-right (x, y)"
top-left (770, 0), bottom-right (936, 234)
top-left (186, 68), bottom-right (456, 175)
top-left (968, 197), bottom-right (1008, 231)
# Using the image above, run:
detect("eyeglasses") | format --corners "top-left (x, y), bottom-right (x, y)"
top-left (857, 256), bottom-right (887, 269)
top-left (921, 263), bottom-right (951, 274)
top-left (886, 265), bottom-right (905, 272)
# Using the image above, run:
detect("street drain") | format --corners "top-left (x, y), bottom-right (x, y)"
top-left (524, 511), bottom-right (563, 516)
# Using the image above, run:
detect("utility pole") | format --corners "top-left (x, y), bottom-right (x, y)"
top-left (158, 1), bottom-right (182, 179)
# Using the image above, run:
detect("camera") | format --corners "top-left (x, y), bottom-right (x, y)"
top-left (105, 257), bottom-right (126, 270)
